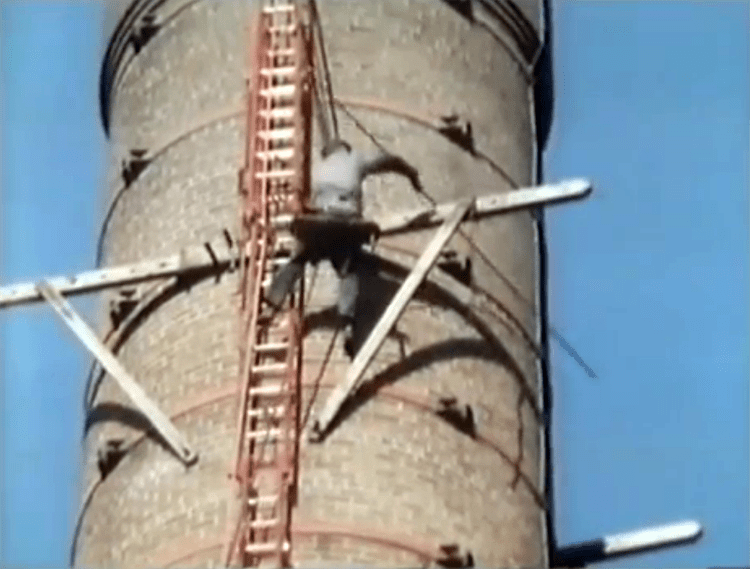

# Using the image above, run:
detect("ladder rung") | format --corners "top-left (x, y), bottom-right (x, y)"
top-left (254, 238), bottom-right (294, 252)
top-left (274, 235), bottom-right (296, 247)
top-left (248, 495), bottom-right (278, 507)
top-left (268, 25), bottom-right (297, 34)
top-left (259, 66), bottom-right (297, 77)
top-left (246, 428), bottom-right (282, 440)
top-left (252, 362), bottom-right (288, 375)
top-left (245, 541), bottom-right (291, 555)
top-left (267, 48), bottom-right (296, 56)
top-left (254, 342), bottom-right (290, 353)
top-left (258, 107), bottom-right (295, 119)
top-left (255, 169), bottom-right (296, 179)
top-left (257, 128), bottom-right (295, 141)
top-left (271, 213), bottom-right (294, 227)
top-left (249, 518), bottom-right (280, 529)
top-left (256, 148), bottom-right (295, 160)
top-left (249, 384), bottom-right (286, 397)
top-left (262, 4), bottom-right (294, 13)
top-left (247, 404), bottom-right (285, 418)
top-left (259, 84), bottom-right (296, 98)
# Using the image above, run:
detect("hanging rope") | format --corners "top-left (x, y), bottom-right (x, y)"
top-left (307, 0), bottom-right (338, 145)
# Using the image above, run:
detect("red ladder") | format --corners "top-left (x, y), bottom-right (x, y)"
top-left (226, 1), bottom-right (312, 566)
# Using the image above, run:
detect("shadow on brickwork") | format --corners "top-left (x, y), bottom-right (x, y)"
top-left (442, 0), bottom-right (475, 20)
top-left (72, 266), bottom-right (234, 566)
top-left (438, 0), bottom-right (541, 72)
top-left (303, 252), bottom-right (545, 507)
top-left (84, 267), bottom-right (228, 413)
top-left (326, 336), bottom-right (545, 508)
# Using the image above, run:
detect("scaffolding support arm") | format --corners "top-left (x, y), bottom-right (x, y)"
top-left (271, 178), bottom-right (593, 234)
top-left (311, 200), bottom-right (474, 439)
top-left (0, 242), bottom-right (233, 309)
top-left (553, 520), bottom-right (703, 567)
top-left (36, 282), bottom-right (198, 466)
top-left (377, 178), bottom-right (592, 234)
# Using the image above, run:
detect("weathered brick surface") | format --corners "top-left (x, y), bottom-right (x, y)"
top-left (78, 0), bottom-right (548, 566)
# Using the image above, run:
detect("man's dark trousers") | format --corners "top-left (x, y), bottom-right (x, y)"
top-left (267, 216), bottom-right (373, 323)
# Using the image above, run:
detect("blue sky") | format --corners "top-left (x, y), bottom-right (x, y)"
top-left (1, 1), bottom-right (748, 567)
top-left (546, 1), bottom-right (749, 567)
top-left (1, 2), bottom-right (104, 565)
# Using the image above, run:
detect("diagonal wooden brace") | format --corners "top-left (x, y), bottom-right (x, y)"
top-left (311, 200), bottom-right (474, 438)
top-left (36, 281), bottom-right (198, 466)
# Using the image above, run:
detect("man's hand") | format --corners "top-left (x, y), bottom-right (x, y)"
top-left (363, 152), bottom-right (424, 194)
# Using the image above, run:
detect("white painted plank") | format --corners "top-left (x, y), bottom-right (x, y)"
top-left (603, 520), bottom-right (703, 555)
top-left (0, 243), bottom-right (233, 309)
top-left (376, 178), bottom-right (592, 234)
top-left (270, 178), bottom-right (592, 233)
top-left (259, 84), bottom-right (296, 98)
top-left (36, 282), bottom-right (197, 465)
top-left (313, 200), bottom-right (473, 435)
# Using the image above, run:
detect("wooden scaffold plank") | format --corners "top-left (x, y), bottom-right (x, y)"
top-left (0, 242), bottom-right (234, 309)
top-left (270, 178), bottom-right (592, 234)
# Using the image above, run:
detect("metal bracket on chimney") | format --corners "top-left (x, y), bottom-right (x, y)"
top-left (121, 149), bottom-right (151, 186)
top-left (129, 13), bottom-right (161, 54)
top-left (109, 286), bottom-right (141, 329)
top-left (437, 543), bottom-right (475, 568)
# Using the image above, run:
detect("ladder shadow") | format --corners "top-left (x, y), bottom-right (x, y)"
top-left (321, 336), bottom-right (544, 508)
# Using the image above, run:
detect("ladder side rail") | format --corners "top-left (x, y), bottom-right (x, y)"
top-left (283, 9), bottom-right (311, 533)
top-left (233, 12), bottom-right (272, 488)
top-left (270, 13), bottom-right (301, 566)
top-left (231, 3), bottom-right (311, 565)
top-left (239, 8), bottom-right (265, 313)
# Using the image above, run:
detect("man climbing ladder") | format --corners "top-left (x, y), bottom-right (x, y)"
top-left (265, 138), bottom-right (425, 358)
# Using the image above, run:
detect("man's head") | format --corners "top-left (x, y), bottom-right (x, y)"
top-left (321, 138), bottom-right (352, 159)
